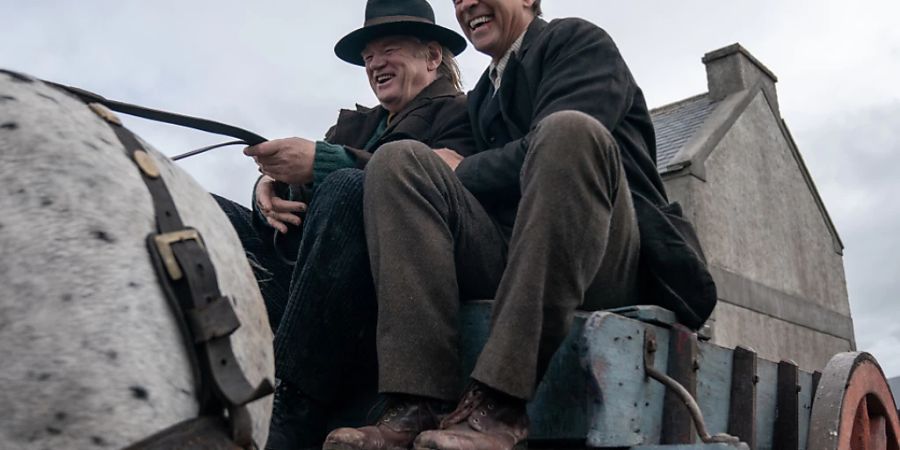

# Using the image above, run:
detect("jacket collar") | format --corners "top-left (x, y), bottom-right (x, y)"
top-left (469, 17), bottom-right (548, 102)
top-left (386, 76), bottom-right (460, 130)
top-left (331, 77), bottom-right (460, 147)
top-left (467, 18), bottom-right (548, 145)
top-left (518, 17), bottom-right (547, 58)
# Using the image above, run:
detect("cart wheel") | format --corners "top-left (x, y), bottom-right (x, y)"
top-left (808, 352), bottom-right (900, 450)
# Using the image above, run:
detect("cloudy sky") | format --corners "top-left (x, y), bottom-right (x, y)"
top-left (4, 1), bottom-right (900, 377)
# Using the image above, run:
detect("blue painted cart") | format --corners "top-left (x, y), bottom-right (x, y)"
top-left (451, 303), bottom-right (900, 450)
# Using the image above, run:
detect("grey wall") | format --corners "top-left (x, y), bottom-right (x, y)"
top-left (889, 377), bottom-right (900, 409)
top-left (664, 90), bottom-right (853, 371)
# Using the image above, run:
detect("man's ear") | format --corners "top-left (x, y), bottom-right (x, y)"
top-left (426, 42), bottom-right (443, 71)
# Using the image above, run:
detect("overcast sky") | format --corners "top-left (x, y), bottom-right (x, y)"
top-left (4, 1), bottom-right (900, 377)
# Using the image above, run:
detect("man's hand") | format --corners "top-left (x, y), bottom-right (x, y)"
top-left (434, 148), bottom-right (464, 171)
top-left (255, 175), bottom-right (307, 234)
top-left (245, 137), bottom-right (316, 185)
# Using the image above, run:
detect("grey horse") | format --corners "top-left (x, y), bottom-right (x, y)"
top-left (0, 71), bottom-right (274, 449)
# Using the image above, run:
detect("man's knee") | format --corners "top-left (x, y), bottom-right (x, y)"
top-left (537, 110), bottom-right (611, 139)
top-left (365, 140), bottom-right (438, 198)
top-left (367, 139), bottom-right (432, 177)
top-left (532, 110), bottom-right (617, 162)
top-left (318, 168), bottom-right (365, 201)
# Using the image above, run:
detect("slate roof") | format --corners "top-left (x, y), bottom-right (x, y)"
top-left (650, 93), bottom-right (718, 170)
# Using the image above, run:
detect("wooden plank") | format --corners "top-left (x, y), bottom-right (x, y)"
top-left (608, 305), bottom-right (678, 328)
top-left (696, 343), bottom-right (734, 435)
top-left (773, 360), bottom-right (799, 450)
top-left (581, 312), bottom-right (666, 447)
top-left (728, 346), bottom-right (758, 450)
top-left (796, 370), bottom-right (814, 450)
top-left (753, 358), bottom-right (778, 449)
top-left (661, 324), bottom-right (699, 444)
top-left (810, 370), bottom-right (822, 407)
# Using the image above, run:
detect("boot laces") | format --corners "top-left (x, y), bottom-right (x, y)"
top-left (440, 385), bottom-right (487, 428)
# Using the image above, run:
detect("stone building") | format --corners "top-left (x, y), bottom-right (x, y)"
top-left (650, 44), bottom-right (854, 371)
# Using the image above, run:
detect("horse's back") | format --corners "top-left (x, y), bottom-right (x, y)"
top-left (0, 71), bottom-right (273, 449)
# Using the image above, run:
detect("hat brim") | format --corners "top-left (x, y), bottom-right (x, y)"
top-left (335, 21), bottom-right (467, 66)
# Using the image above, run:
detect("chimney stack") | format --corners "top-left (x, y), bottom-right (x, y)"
top-left (703, 43), bottom-right (779, 115)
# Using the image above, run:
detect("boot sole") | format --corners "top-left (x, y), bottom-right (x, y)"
top-left (323, 443), bottom-right (360, 450)
top-left (326, 443), bottom-right (409, 450)
top-left (413, 442), bottom-right (527, 450)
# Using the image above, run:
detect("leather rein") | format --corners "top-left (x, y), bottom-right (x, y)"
top-left (46, 80), bottom-right (269, 160)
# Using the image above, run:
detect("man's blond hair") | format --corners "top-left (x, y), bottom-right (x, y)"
top-left (413, 38), bottom-right (463, 92)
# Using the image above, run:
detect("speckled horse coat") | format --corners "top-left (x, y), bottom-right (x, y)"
top-left (0, 71), bottom-right (274, 449)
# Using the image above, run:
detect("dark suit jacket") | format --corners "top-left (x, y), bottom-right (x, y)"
top-left (456, 18), bottom-right (667, 226)
top-left (456, 18), bottom-right (717, 329)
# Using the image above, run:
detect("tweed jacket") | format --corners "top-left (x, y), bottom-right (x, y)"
top-left (256, 76), bottom-right (474, 234)
top-left (327, 76), bottom-right (476, 163)
top-left (273, 77), bottom-right (474, 201)
top-left (455, 18), bottom-right (716, 329)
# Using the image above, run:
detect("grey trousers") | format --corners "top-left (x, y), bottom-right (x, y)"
top-left (364, 111), bottom-right (641, 401)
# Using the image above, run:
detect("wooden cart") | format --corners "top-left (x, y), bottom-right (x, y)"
top-left (451, 303), bottom-right (900, 450)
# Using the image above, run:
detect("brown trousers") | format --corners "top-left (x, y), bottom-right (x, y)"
top-left (363, 111), bottom-right (640, 401)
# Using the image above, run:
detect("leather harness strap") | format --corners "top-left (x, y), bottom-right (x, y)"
top-left (83, 103), bottom-right (273, 449)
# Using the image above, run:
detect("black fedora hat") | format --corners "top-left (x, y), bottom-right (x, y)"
top-left (335, 0), bottom-right (467, 66)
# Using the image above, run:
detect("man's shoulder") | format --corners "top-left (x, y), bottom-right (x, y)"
top-left (542, 17), bottom-right (611, 44)
top-left (520, 17), bottom-right (621, 67)
top-left (332, 104), bottom-right (377, 122)
top-left (410, 83), bottom-right (468, 115)
top-left (350, 103), bottom-right (376, 113)
top-left (402, 92), bottom-right (468, 130)
top-left (391, 84), bottom-right (467, 132)
top-left (433, 90), bottom-right (468, 109)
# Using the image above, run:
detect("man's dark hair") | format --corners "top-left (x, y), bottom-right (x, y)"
top-left (532, 0), bottom-right (542, 16)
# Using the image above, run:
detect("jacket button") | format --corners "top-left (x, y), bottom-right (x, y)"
top-left (488, 136), bottom-right (496, 143)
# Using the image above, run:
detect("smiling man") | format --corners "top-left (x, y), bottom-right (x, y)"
top-left (212, 1), bottom-right (473, 448)
top-left (324, 1), bottom-right (715, 450)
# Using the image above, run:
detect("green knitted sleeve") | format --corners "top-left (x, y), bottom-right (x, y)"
top-left (313, 140), bottom-right (356, 186)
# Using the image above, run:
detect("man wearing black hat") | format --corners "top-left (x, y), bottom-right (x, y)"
top-left (325, 1), bottom-right (715, 450)
top-left (213, 1), bottom-right (473, 448)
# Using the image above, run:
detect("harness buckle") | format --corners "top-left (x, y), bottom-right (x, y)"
top-left (153, 229), bottom-right (205, 281)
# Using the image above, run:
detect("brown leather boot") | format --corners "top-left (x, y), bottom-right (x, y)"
top-left (323, 395), bottom-right (450, 450)
top-left (413, 383), bottom-right (529, 450)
